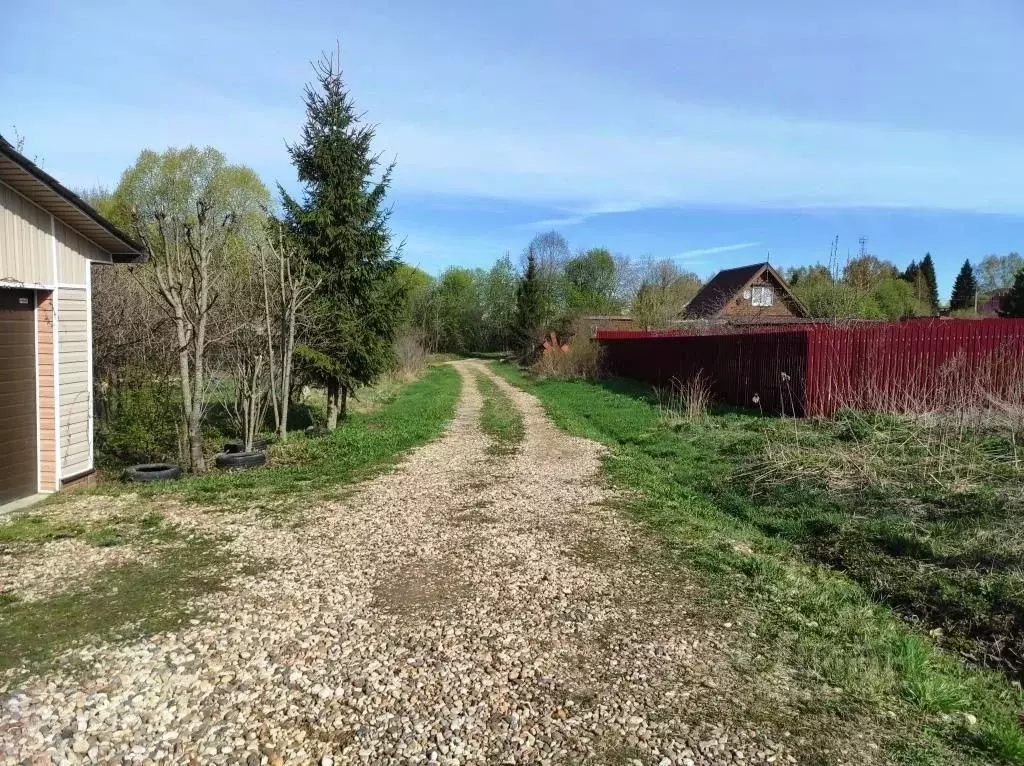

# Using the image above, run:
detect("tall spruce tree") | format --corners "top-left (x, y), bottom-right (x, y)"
top-left (999, 269), bottom-right (1024, 317)
top-left (949, 259), bottom-right (978, 312)
top-left (514, 249), bottom-right (544, 362)
top-left (919, 253), bottom-right (939, 312)
top-left (282, 53), bottom-right (401, 429)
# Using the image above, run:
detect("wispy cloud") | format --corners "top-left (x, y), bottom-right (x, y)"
top-left (675, 242), bottom-right (762, 260)
top-left (518, 214), bottom-right (587, 229)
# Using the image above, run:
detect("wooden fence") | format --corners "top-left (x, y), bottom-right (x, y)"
top-left (596, 319), bottom-right (1024, 416)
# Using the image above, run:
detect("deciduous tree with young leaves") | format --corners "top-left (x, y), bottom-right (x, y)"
top-left (282, 52), bottom-right (402, 429)
top-left (114, 147), bottom-right (269, 473)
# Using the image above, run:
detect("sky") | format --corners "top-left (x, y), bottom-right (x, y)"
top-left (3, 0), bottom-right (1023, 298)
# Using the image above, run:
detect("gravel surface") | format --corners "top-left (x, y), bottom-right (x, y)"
top-left (1, 539), bottom-right (144, 604)
top-left (0, 361), bottom-right (859, 764)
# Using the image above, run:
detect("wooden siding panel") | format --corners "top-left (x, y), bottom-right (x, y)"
top-left (0, 181), bottom-right (54, 286)
top-left (718, 275), bottom-right (803, 319)
top-left (58, 287), bottom-right (91, 477)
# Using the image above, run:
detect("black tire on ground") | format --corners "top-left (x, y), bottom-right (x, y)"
top-left (122, 463), bottom-right (183, 482)
top-left (223, 438), bottom-right (268, 454)
top-left (215, 451), bottom-right (267, 469)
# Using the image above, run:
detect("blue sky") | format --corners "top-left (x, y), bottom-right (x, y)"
top-left (3, 0), bottom-right (1023, 298)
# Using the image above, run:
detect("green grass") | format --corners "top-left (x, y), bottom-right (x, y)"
top-left (0, 530), bottom-right (240, 681)
top-left (0, 507), bottom-right (173, 548)
top-left (88, 364), bottom-right (462, 514)
top-left (0, 515), bottom-right (84, 544)
top-left (475, 372), bottom-right (525, 456)
top-left (493, 363), bottom-right (1024, 765)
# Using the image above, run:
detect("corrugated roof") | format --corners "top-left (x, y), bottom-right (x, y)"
top-left (683, 263), bottom-right (767, 319)
top-left (0, 135), bottom-right (145, 263)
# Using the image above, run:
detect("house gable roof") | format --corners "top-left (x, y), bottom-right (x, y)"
top-left (684, 262), bottom-right (807, 319)
top-left (0, 135), bottom-right (145, 263)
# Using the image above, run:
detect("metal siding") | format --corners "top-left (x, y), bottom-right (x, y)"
top-left (56, 220), bottom-right (107, 284)
top-left (58, 287), bottom-right (92, 477)
top-left (598, 319), bottom-right (1024, 417)
top-left (0, 289), bottom-right (39, 503)
top-left (0, 181), bottom-right (54, 285)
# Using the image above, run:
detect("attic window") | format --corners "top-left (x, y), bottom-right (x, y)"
top-left (751, 284), bottom-right (774, 307)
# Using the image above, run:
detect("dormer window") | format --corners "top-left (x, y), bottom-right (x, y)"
top-left (751, 284), bottom-right (774, 307)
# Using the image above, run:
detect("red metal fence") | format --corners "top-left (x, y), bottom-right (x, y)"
top-left (597, 319), bottom-right (1024, 416)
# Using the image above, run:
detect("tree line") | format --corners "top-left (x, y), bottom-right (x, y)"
top-left (787, 246), bottom-right (1024, 319)
top-left (403, 231), bottom-right (705, 355)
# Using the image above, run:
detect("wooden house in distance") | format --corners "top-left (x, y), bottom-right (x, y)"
top-left (683, 262), bottom-right (808, 321)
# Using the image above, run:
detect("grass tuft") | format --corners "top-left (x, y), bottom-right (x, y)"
top-left (476, 372), bottom-right (525, 456)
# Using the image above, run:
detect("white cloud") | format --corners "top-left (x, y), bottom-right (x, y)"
top-left (675, 242), bottom-right (762, 260)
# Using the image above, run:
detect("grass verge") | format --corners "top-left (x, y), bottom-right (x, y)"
top-left (85, 364), bottom-right (461, 514)
top-left (493, 363), bottom-right (1024, 765)
top-left (475, 372), bottom-right (525, 456)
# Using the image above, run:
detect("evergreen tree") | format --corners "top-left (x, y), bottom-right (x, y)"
top-left (949, 259), bottom-right (978, 312)
top-left (282, 53), bottom-right (401, 429)
top-left (919, 253), bottom-right (939, 312)
top-left (901, 260), bottom-right (932, 307)
top-left (999, 269), bottom-right (1024, 317)
top-left (514, 249), bottom-right (544, 361)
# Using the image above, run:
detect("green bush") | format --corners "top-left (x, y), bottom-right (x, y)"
top-left (96, 381), bottom-right (180, 467)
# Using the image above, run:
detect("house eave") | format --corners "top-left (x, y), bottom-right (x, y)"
top-left (0, 136), bottom-right (146, 263)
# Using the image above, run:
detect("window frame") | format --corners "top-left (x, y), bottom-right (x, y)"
top-left (751, 284), bottom-right (774, 307)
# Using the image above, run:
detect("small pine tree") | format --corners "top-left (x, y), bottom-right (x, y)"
top-left (514, 249), bottom-right (544, 362)
top-left (999, 269), bottom-right (1024, 317)
top-left (919, 253), bottom-right (939, 313)
top-left (949, 259), bottom-right (978, 311)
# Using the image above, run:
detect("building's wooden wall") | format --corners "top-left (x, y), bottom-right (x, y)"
top-left (719, 275), bottom-right (802, 319)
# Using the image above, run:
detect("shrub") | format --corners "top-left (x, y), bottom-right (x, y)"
top-left (531, 338), bottom-right (602, 379)
top-left (393, 329), bottom-right (428, 380)
top-left (96, 380), bottom-right (181, 467)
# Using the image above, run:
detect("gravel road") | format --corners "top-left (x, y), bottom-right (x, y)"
top-left (1, 360), bottom-right (811, 765)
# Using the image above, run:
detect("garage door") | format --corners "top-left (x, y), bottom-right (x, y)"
top-left (0, 289), bottom-right (38, 505)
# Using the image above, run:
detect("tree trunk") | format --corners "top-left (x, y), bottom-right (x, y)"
top-left (188, 407), bottom-right (205, 473)
top-left (339, 385), bottom-right (348, 422)
top-left (278, 303), bottom-right (297, 442)
top-left (326, 379), bottom-right (340, 431)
